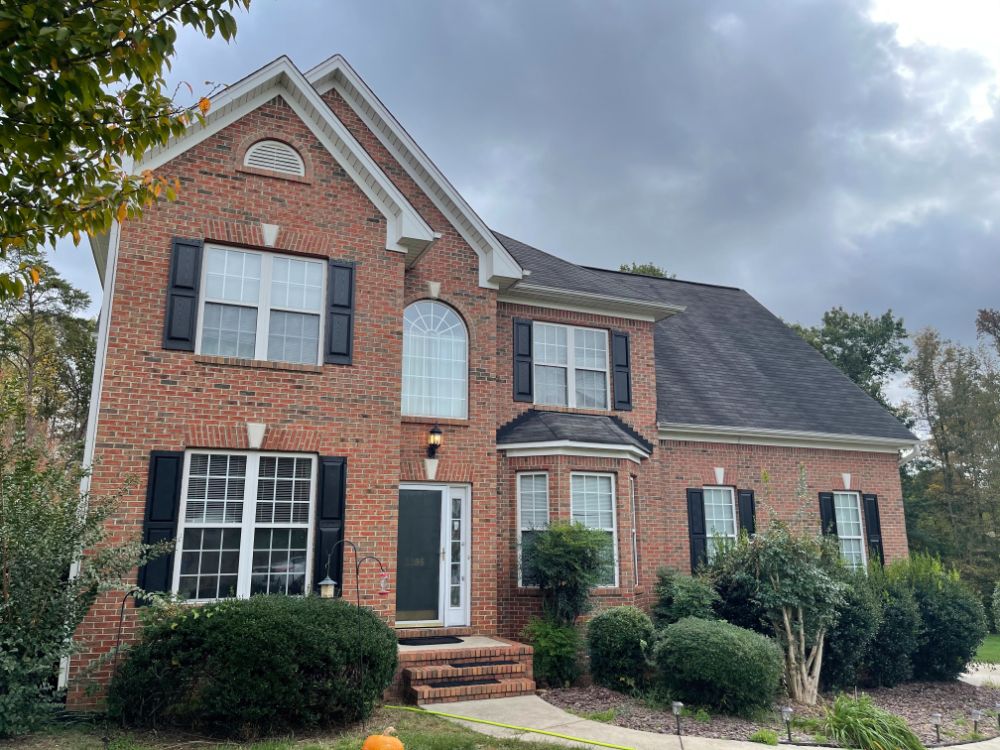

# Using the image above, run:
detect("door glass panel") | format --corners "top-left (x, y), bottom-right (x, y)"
top-left (449, 494), bottom-right (463, 611)
top-left (396, 490), bottom-right (442, 622)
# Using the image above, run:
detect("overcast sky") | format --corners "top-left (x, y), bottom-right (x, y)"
top-left (53, 0), bottom-right (1000, 348)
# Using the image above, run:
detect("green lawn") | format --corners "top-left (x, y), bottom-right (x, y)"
top-left (977, 633), bottom-right (1000, 664)
top-left (0, 708), bottom-right (567, 750)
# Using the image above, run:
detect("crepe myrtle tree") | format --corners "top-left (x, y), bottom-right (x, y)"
top-left (710, 523), bottom-right (845, 705)
top-left (0, 0), bottom-right (249, 299)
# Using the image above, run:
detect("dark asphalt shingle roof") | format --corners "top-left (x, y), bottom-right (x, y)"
top-left (495, 232), bottom-right (915, 443)
top-left (497, 410), bottom-right (654, 454)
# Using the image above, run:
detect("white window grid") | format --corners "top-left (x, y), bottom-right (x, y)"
top-left (570, 472), bottom-right (619, 587)
top-left (196, 244), bottom-right (326, 365)
top-left (703, 486), bottom-right (737, 562)
top-left (629, 476), bottom-right (639, 587)
top-left (516, 472), bottom-right (550, 587)
top-left (833, 491), bottom-right (867, 571)
top-left (532, 322), bottom-right (610, 410)
top-left (173, 451), bottom-right (316, 601)
top-left (401, 301), bottom-right (469, 419)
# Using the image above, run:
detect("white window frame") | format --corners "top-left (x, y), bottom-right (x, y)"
top-left (833, 491), bottom-right (868, 571)
top-left (629, 476), bottom-right (639, 587)
top-left (570, 471), bottom-right (619, 588)
top-left (702, 485), bottom-right (738, 562)
top-left (516, 472), bottom-right (550, 587)
top-left (172, 450), bottom-right (317, 601)
top-left (196, 244), bottom-right (326, 365)
top-left (532, 322), bottom-right (611, 410)
top-left (401, 300), bottom-right (469, 419)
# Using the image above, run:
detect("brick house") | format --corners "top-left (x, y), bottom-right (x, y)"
top-left (69, 54), bottom-right (916, 705)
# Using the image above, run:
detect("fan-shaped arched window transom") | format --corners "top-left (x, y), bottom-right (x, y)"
top-left (402, 301), bottom-right (468, 419)
top-left (243, 139), bottom-right (305, 177)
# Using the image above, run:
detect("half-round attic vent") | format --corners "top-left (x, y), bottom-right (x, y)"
top-left (243, 139), bottom-right (305, 176)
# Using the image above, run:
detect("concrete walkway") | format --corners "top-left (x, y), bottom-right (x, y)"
top-left (962, 664), bottom-right (1000, 687)
top-left (424, 694), bottom-right (1000, 750)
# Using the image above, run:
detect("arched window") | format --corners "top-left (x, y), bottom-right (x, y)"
top-left (243, 140), bottom-right (305, 177)
top-left (402, 301), bottom-right (468, 419)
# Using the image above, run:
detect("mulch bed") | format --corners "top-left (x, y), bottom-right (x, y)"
top-left (543, 681), bottom-right (1000, 745)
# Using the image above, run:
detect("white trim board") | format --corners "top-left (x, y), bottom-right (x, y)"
top-left (498, 439), bottom-right (650, 464)
top-left (658, 422), bottom-right (917, 453)
top-left (500, 284), bottom-right (685, 323)
top-left (306, 54), bottom-right (522, 290)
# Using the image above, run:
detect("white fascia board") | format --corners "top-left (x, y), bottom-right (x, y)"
top-left (500, 283), bottom-right (685, 322)
top-left (306, 54), bottom-right (523, 289)
top-left (137, 57), bottom-right (434, 255)
top-left (658, 422), bottom-right (919, 454)
top-left (498, 440), bottom-right (650, 464)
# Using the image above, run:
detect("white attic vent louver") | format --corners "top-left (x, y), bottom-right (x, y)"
top-left (243, 140), bottom-right (305, 176)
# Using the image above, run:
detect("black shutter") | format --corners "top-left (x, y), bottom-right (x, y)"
top-left (819, 492), bottom-right (838, 536)
top-left (314, 456), bottom-right (347, 591)
top-left (737, 489), bottom-right (756, 535)
top-left (138, 451), bottom-right (184, 596)
top-left (611, 330), bottom-right (632, 411)
top-left (862, 493), bottom-right (885, 565)
top-left (513, 318), bottom-right (533, 402)
top-left (325, 261), bottom-right (355, 365)
top-left (687, 488), bottom-right (707, 572)
top-left (162, 238), bottom-right (203, 350)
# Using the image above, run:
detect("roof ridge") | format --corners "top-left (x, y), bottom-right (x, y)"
top-left (583, 264), bottom-right (743, 292)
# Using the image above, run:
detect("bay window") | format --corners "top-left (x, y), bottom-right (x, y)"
top-left (570, 472), bottom-right (618, 586)
top-left (517, 473), bottom-right (549, 586)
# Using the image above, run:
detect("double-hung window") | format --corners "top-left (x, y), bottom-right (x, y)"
top-left (703, 486), bottom-right (737, 561)
top-left (174, 451), bottom-right (315, 601)
top-left (198, 245), bottom-right (325, 365)
top-left (833, 491), bottom-right (866, 571)
top-left (516, 473), bottom-right (549, 586)
top-left (533, 323), bottom-right (609, 409)
top-left (571, 472), bottom-right (618, 586)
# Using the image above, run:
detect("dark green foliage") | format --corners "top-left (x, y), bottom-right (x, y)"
top-left (860, 580), bottom-right (921, 687)
top-left (522, 523), bottom-right (607, 624)
top-left (108, 596), bottom-right (398, 738)
top-left (888, 554), bottom-right (988, 681)
top-left (618, 262), bottom-right (674, 279)
top-left (522, 617), bottom-right (581, 688)
top-left (992, 582), bottom-right (999, 633)
top-left (821, 573), bottom-right (882, 690)
top-left (704, 545), bottom-right (770, 635)
top-left (651, 569), bottom-right (719, 627)
top-left (653, 617), bottom-right (783, 715)
top-left (587, 606), bottom-right (654, 692)
top-left (822, 695), bottom-right (923, 750)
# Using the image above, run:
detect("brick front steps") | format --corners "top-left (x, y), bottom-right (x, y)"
top-left (395, 634), bottom-right (536, 704)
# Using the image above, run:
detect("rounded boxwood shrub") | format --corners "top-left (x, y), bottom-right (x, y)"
top-left (654, 617), bottom-right (782, 715)
top-left (522, 617), bottom-right (581, 688)
top-left (651, 569), bottom-right (719, 627)
top-left (587, 606), bottom-right (654, 692)
top-left (860, 581), bottom-right (921, 687)
top-left (911, 578), bottom-right (987, 680)
top-left (108, 596), bottom-right (398, 738)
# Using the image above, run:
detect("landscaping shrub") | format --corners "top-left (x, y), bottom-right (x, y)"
top-left (823, 695), bottom-right (923, 750)
top-left (651, 569), bottom-right (719, 626)
top-left (523, 617), bottom-right (581, 688)
top-left (653, 617), bottom-right (782, 715)
top-left (992, 581), bottom-right (1000, 633)
top-left (859, 579), bottom-right (921, 688)
top-left (523, 523), bottom-right (607, 624)
top-left (821, 572), bottom-right (881, 690)
top-left (888, 554), bottom-right (988, 680)
top-left (587, 606), bottom-right (654, 692)
top-left (704, 540), bottom-right (770, 635)
top-left (109, 596), bottom-right (398, 738)
top-left (748, 728), bottom-right (779, 745)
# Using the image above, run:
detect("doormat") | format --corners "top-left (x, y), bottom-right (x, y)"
top-left (427, 677), bottom-right (500, 689)
top-left (398, 635), bottom-right (464, 646)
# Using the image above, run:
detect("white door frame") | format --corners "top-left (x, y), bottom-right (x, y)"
top-left (397, 483), bottom-right (471, 628)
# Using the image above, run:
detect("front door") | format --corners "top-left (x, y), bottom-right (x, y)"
top-left (396, 485), bottom-right (470, 627)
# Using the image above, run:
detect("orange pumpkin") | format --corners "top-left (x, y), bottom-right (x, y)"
top-left (362, 727), bottom-right (404, 750)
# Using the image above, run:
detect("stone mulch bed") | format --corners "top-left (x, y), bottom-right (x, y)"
top-left (543, 681), bottom-right (1000, 745)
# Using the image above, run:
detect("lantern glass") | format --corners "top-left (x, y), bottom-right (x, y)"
top-left (781, 706), bottom-right (794, 723)
top-left (930, 712), bottom-right (943, 726)
top-left (428, 426), bottom-right (443, 447)
top-left (671, 701), bottom-right (684, 716)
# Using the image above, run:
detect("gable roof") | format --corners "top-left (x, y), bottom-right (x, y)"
top-left (494, 232), bottom-right (916, 448)
top-left (306, 55), bottom-right (522, 289)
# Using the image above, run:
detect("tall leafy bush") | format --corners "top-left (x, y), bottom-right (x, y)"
top-left (992, 581), bottom-right (1000, 633)
top-left (109, 596), bottom-right (397, 737)
top-left (522, 522), bottom-right (606, 625)
top-left (0, 435), bottom-right (157, 737)
top-left (523, 617), bottom-right (581, 688)
top-left (859, 579), bottom-right (921, 687)
top-left (821, 572), bottom-right (882, 690)
top-left (651, 569), bottom-right (719, 626)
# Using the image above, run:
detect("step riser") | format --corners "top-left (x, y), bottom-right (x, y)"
top-left (404, 663), bottom-right (527, 686)
top-left (408, 677), bottom-right (536, 704)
